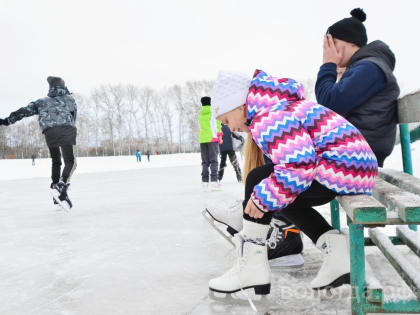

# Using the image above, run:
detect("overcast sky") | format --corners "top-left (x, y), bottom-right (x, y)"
top-left (0, 0), bottom-right (419, 116)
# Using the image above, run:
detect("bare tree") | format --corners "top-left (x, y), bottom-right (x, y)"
top-left (94, 86), bottom-right (117, 156)
top-left (126, 85), bottom-right (141, 154)
top-left (156, 90), bottom-right (174, 153)
top-left (90, 90), bottom-right (103, 156)
top-left (137, 87), bottom-right (154, 147)
top-left (108, 85), bottom-right (126, 156)
top-left (170, 84), bottom-right (185, 153)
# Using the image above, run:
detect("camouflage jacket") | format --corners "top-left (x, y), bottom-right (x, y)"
top-left (7, 87), bottom-right (77, 132)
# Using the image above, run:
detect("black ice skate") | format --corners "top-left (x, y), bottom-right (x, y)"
top-left (51, 181), bottom-right (72, 211)
top-left (267, 218), bottom-right (304, 268)
top-left (235, 170), bottom-right (242, 183)
top-left (217, 168), bottom-right (225, 182)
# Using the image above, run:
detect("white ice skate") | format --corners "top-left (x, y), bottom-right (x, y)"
top-left (311, 230), bottom-right (350, 290)
top-left (201, 182), bottom-right (209, 192)
top-left (202, 200), bottom-right (243, 247)
top-left (209, 221), bottom-right (271, 311)
top-left (209, 181), bottom-right (222, 191)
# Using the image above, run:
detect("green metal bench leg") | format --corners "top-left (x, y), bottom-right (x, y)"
top-left (399, 124), bottom-right (418, 231)
top-left (330, 199), bottom-right (341, 231)
top-left (349, 223), bottom-right (366, 315)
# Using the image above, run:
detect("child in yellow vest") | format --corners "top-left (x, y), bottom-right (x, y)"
top-left (198, 96), bottom-right (222, 190)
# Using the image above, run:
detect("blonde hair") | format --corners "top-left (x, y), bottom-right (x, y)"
top-left (242, 133), bottom-right (265, 182)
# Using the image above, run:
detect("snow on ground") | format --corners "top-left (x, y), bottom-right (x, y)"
top-left (0, 143), bottom-right (420, 315)
top-left (0, 153), bottom-right (201, 181)
top-left (1, 140), bottom-right (419, 182)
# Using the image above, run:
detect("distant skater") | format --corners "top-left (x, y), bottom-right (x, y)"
top-left (31, 153), bottom-right (36, 166)
top-left (136, 149), bottom-right (142, 163)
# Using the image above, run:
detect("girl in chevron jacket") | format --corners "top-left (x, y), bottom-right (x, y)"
top-left (208, 70), bottom-right (377, 298)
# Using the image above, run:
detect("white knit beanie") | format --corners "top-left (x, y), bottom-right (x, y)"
top-left (211, 71), bottom-right (251, 118)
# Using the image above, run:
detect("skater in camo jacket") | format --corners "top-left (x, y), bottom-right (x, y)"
top-left (207, 69), bottom-right (377, 302)
top-left (0, 76), bottom-right (77, 210)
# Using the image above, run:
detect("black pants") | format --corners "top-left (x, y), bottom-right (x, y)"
top-left (49, 146), bottom-right (77, 184)
top-left (243, 164), bottom-right (336, 243)
top-left (219, 150), bottom-right (241, 181)
top-left (200, 142), bottom-right (219, 182)
top-left (375, 154), bottom-right (386, 168)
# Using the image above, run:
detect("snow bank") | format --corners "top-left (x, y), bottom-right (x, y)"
top-left (0, 153), bottom-right (202, 181)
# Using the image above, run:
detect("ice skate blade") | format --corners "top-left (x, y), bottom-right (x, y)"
top-left (269, 253), bottom-right (304, 269)
top-left (312, 273), bottom-right (350, 291)
top-left (202, 209), bottom-right (237, 247)
top-left (209, 283), bottom-right (270, 295)
top-left (50, 189), bottom-right (71, 212)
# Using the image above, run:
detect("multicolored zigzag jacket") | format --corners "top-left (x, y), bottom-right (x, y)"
top-left (248, 70), bottom-right (378, 212)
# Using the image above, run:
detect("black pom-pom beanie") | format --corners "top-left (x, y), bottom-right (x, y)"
top-left (201, 96), bottom-right (211, 106)
top-left (327, 8), bottom-right (368, 47)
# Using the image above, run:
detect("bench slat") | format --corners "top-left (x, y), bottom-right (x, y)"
top-left (398, 91), bottom-right (420, 123)
top-left (373, 178), bottom-right (420, 223)
top-left (337, 195), bottom-right (386, 224)
top-left (379, 168), bottom-right (420, 196)
top-left (369, 228), bottom-right (420, 300)
top-left (365, 259), bottom-right (384, 304)
top-left (396, 226), bottom-right (420, 258)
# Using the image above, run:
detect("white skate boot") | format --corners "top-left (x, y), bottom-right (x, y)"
top-left (202, 200), bottom-right (243, 247)
top-left (311, 230), bottom-right (350, 290)
top-left (209, 181), bottom-right (222, 191)
top-left (209, 221), bottom-right (271, 297)
top-left (201, 181), bottom-right (209, 192)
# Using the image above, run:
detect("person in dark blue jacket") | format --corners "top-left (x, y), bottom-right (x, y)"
top-left (315, 8), bottom-right (399, 167)
top-left (218, 124), bottom-right (243, 183)
top-left (270, 8), bottom-right (399, 269)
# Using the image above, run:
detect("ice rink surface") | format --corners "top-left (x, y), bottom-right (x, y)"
top-left (1, 146), bottom-right (420, 315)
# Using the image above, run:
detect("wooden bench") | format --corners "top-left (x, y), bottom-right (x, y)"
top-left (329, 91), bottom-right (420, 315)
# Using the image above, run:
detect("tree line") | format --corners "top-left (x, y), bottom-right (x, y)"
top-left (0, 80), bottom-right (214, 159)
top-left (0, 78), bottom-right (316, 159)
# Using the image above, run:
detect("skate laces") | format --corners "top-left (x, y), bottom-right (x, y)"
top-left (267, 225), bottom-right (281, 249)
top-left (239, 276), bottom-right (258, 313)
top-left (267, 221), bottom-right (299, 249)
top-left (235, 236), bottom-right (258, 313)
top-left (267, 223), bottom-right (283, 249)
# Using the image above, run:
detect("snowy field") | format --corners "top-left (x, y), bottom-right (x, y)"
top-left (0, 143), bottom-right (420, 315)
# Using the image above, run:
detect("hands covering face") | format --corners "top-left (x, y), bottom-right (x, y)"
top-left (0, 118), bottom-right (9, 126)
top-left (323, 34), bottom-right (343, 65)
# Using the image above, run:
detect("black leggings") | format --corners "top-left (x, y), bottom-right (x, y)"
top-left (220, 151), bottom-right (239, 171)
top-left (49, 146), bottom-right (77, 184)
top-left (243, 164), bottom-right (336, 243)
